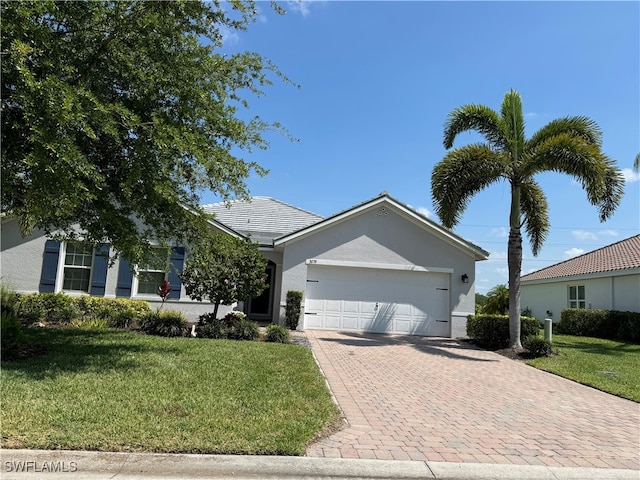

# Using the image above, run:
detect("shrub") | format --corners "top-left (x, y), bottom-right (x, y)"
top-left (229, 318), bottom-right (260, 341)
top-left (557, 308), bottom-right (640, 342)
top-left (1, 283), bottom-right (17, 314)
top-left (68, 317), bottom-right (110, 330)
top-left (196, 311), bottom-right (259, 340)
top-left (139, 310), bottom-right (187, 337)
top-left (1, 310), bottom-right (25, 359)
top-left (196, 313), bottom-right (227, 339)
top-left (13, 294), bottom-right (151, 328)
top-left (616, 311), bottom-right (640, 343)
top-left (285, 290), bottom-right (303, 330)
top-left (466, 314), bottom-right (540, 349)
top-left (14, 292), bottom-right (80, 324)
top-left (264, 324), bottom-right (291, 344)
top-left (523, 335), bottom-right (554, 358)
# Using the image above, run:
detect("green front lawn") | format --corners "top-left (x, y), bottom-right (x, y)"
top-left (527, 334), bottom-right (640, 402)
top-left (1, 328), bottom-right (340, 454)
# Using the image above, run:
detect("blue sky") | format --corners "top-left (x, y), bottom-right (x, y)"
top-left (204, 1), bottom-right (639, 294)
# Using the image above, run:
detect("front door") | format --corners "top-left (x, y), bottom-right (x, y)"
top-left (246, 262), bottom-right (275, 322)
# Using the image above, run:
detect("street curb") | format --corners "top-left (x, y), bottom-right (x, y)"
top-left (1, 449), bottom-right (638, 480)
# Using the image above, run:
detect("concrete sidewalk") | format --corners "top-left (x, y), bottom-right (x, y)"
top-left (1, 449), bottom-right (638, 480)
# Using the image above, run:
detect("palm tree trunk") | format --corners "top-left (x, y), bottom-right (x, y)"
top-left (508, 183), bottom-right (523, 349)
top-left (508, 227), bottom-right (523, 349)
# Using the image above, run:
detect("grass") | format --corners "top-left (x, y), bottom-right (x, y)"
top-left (1, 327), bottom-right (340, 454)
top-left (526, 333), bottom-right (640, 402)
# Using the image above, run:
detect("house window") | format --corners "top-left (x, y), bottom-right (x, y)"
top-left (568, 285), bottom-right (586, 309)
top-left (62, 243), bottom-right (94, 292)
top-left (135, 248), bottom-right (169, 296)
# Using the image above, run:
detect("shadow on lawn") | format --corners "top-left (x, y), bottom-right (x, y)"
top-left (1, 327), bottom-right (182, 380)
top-left (554, 337), bottom-right (640, 357)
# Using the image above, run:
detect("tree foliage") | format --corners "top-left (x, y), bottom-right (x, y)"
top-left (1, 0), bottom-right (288, 266)
top-left (432, 90), bottom-right (624, 348)
top-left (180, 232), bottom-right (267, 319)
top-left (482, 284), bottom-right (509, 315)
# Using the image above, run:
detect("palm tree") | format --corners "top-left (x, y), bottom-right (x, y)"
top-left (482, 284), bottom-right (509, 315)
top-left (634, 153), bottom-right (639, 172)
top-left (432, 90), bottom-right (624, 349)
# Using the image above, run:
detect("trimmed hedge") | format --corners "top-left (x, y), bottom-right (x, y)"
top-left (557, 308), bottom-right (640, 342)
top-left (285, 290), bottom-right (303, 330)
top-left (466, 314), bottom-right (540, 349)
top-left (13, 293), bottom-right (152, 328)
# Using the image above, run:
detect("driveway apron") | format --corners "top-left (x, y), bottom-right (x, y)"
top-left (304, 330), bottom-right (640, 470)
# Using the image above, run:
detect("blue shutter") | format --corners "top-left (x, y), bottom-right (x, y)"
top-left (116, 257), bottom-right (134, 297)
top-left (167, 247), bottom-right (185, 300)
top-left (39, 240), bottom-right (61, 293)
top-left (89, 244), bottom-right (110, 296)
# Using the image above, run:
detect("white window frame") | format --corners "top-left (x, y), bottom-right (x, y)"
top-left (56, 242), bottom-right (95, 294)
top-left (132, 247), bottom-right (170, 298)
top-left (568, 285), bottom-right (586, 309)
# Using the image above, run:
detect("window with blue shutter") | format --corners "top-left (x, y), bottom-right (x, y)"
top-left (116, 257), bottom-right (134, 297)
top-left (89, 244), bottom-right (110, 296)
top-left (167, 247), bottom-right (185, 300)
top-left (39, 240), bottom-right (61, 293)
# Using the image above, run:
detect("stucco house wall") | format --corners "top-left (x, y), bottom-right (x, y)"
top-left (276, 203), bottom-right (478, 335)
top-left (521, 272), bottom-right (640, 323)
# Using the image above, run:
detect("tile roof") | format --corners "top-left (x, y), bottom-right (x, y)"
top-left (201, 197), bottom-right (323, 244)
top-left (521, 234), bottom-right (640, 282)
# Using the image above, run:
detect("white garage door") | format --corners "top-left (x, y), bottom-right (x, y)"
top-left (304, 265), bottom-right (450, 336)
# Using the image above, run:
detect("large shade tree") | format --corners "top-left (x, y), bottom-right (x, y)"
top-left (1, 1), bottom-right (289, 266)
top-left (432, 90), bottom-right (624, 349)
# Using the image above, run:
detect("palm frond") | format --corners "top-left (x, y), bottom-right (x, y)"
top-left (596, 161), bottom-right (625, 222)
top-left (519, 180), bottom-right (549, 256)
top-left (525, 134), bottom-right (624, 222)
top-left (524, 132), bottom-right (607, 180)
top-left (443, 105), bottom-right (505, 150)
top-left (500, 90), bottom-right (526, 158)
top-left (634, 152), bottom-right (640, 172)
top-left (431, 144), bottom-right (505, 228)
top-left (526, 116), bottom-right (602, 151)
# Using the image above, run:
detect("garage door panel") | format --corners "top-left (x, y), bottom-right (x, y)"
top-left (325, 300), bottom-right (342, 313)
top-left (304, 265), bottom-right (450, 337)
top-left (343, 301), bottom-right (359, 313)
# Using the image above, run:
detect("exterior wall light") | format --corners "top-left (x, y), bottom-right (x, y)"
top-left (461, 274), bottom-right (469, 283)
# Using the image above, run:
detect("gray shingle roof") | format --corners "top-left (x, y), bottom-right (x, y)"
top-left (521, 234), bottom-right (640, 282)
top-left (201, 197), bottom-right (323, 244)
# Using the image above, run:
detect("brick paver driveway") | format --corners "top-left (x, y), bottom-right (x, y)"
top-left (305, 331), bottom-right (640, 470)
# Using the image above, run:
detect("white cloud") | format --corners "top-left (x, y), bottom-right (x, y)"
top-left (287, 0), bottom-right (312, 17)
top-left (490, 227), bottom-right (509, 238)
top-left (219, 26), bottom-right (240, 46)
top-left (415, 206), bottom-right (432, 218)
top-left (564, 247), bottom-right (584, 259)
top-left (572, 230), bottom-right (597, 241)
top-left (621, 168), bottom-right (640, 183)
top-left (525, 112), bottom-right (539, 118)
top-left (495, 267), bottom-right (508, 278)
top-left (572, 229), bottom-right (618, 242)
top-left (489, 251), bottom-right (507, 260)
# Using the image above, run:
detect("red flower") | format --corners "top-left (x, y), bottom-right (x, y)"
top-left (157, 280), bottom-right (171, 301)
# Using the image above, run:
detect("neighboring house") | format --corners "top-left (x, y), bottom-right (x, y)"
top-left (0, 192), bottom-right (489, 338)
top-left (521, 234), bottom-right (640, 323)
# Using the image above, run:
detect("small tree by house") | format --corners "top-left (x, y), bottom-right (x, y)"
top-left (482, 284), bottom-right (509, 315)
top-left (180, 233), bottom-right (267, 319)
